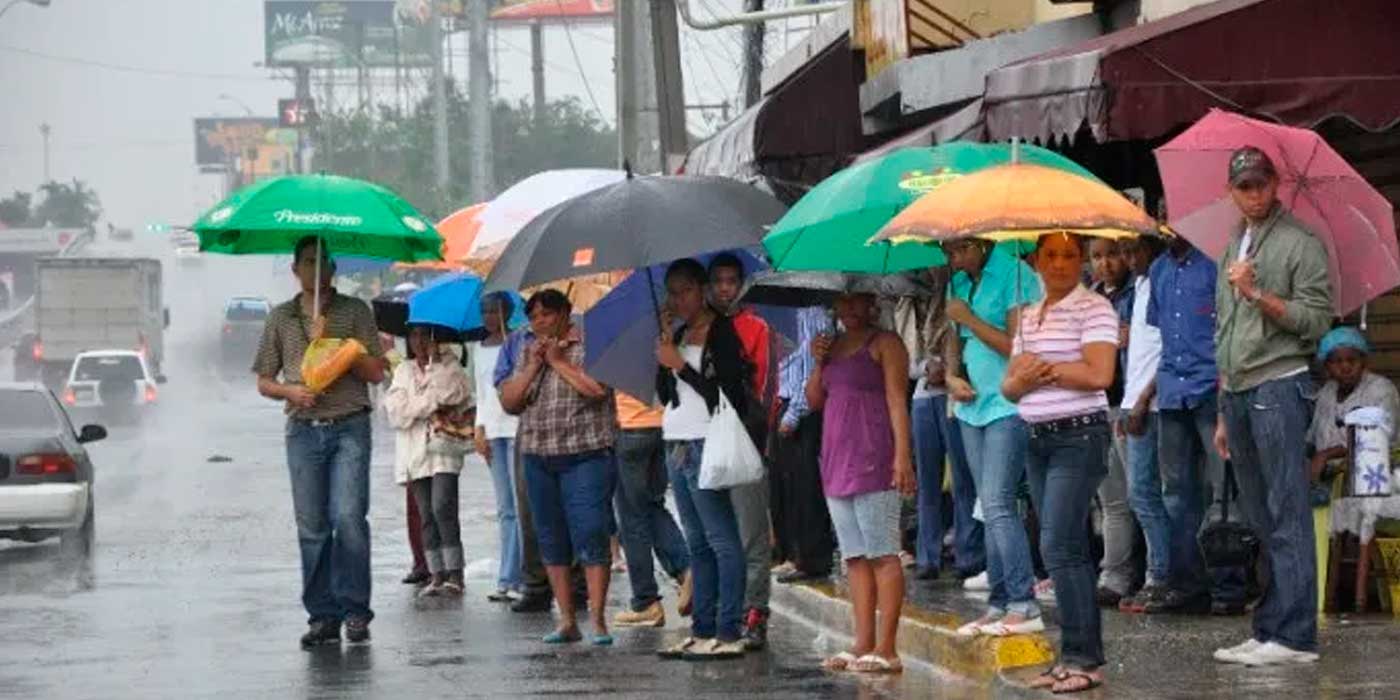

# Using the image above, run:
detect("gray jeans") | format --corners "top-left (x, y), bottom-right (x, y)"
top-left (410, 473), bottom-right (463, 574)
top-left (731, 475), bottom-right (772, 612)
top-left (1097, 410), bottom-right (1136, 595)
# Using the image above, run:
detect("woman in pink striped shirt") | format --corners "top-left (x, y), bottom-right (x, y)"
top-left (1002, 233), bottom-right (1118, 695)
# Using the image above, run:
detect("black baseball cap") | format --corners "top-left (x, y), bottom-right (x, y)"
top-left (1228, 146), bottom-right (1278, 186)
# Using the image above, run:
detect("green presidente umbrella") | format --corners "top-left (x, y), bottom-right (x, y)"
top-left (762, 141), bottom-right (1098, 273)
top-left (192, 173), bottom-right (443, 262)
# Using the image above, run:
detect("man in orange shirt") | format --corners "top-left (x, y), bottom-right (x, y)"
top-left (611, 392), bottom-right (693, 627)
top-left (708, 254), bottom-right (775, 649)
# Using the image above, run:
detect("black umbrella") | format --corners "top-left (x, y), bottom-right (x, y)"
top-left (738, 270), bottom-right (934, 308)
top-left (483, 173), bottom-right (787, 293)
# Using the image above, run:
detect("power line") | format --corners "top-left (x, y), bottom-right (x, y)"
top-left (552, 3), bottom-right (608, 123)
top-left (0, 44), bottom-right (276, 83)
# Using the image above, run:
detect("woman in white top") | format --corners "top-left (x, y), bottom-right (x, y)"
top-left (1002, 233), bottom-right (1119, 694)
top-left (469, 292), bottom-right (525, 602)
top-left (385, 324), bottom-right (474, 596)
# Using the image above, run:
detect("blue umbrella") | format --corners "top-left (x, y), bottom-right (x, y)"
top-left (584, 250), bottom-right (795, 404)
top-left (407, 272), bottom-right (526, 334)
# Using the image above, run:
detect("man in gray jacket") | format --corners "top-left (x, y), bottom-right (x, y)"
top-left (1210, 147), bottom-right (1332, 667)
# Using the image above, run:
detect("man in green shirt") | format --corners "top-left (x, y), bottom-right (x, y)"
top-left (1210, 147), bottom-right (1332, 667)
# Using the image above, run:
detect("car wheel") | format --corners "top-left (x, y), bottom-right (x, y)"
top-left (60, 496), bottom-right (94, 560)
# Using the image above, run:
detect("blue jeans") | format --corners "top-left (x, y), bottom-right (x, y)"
top-left (1159, 395), bottom-right (1248, 603)
top-left (487, 437), bottom-right (523, 591)
top-left (1221, 374), bottom-right (1318, 652)
top-left (615, 429), bottom-right (690, 611)
top-left (522, 449), bottom-right (616, 567)
top-left (285, 412), bottom-right (373, 624)
top-left (947, 412), bottom-right (984, 576)
top-left (667, 440), bottom-right (745, 642)
top-left (960, 416), bottom-right (1038, 617)
top-left (912, 395), bottom-right (950, 571)
top-left (1124, 414), bottom-right (1170, 584)
top-left (1026, 422), bottom-right (1109, 670)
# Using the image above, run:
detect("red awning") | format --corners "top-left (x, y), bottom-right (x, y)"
top-left (983, 0), bottom-right (1400, 143)
top-left (489, 0), bottom-right (613, 22)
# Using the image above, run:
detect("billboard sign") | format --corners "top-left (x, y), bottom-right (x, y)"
top-left (263, 1), bottom-right (434, 68)
top-left (194, 118), bottom-right (278, 168)
top-left (489, 0), bottom-right (613, 22)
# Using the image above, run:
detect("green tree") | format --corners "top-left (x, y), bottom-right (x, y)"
top-left (313, 87), bottom-right (616, 219)
top-left (0, 191), bottom-right (32, 226)
top-left (31, 179), bottom-right (102, 228)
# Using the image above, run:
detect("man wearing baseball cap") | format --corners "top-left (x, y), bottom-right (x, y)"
top-left (1211, 146), bottom-right (1333, 666)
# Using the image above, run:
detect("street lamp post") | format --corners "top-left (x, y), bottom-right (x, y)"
top-left (38, 123), bottom-right (50, 182)
top-left (0, 0), bottom-right (52, 22)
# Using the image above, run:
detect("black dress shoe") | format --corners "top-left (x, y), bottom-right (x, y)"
top-left (914, 566), bottom-right (940, 581)
top-left (511, 593), bottom-right (553, 613)
top-left (776, 569), bottom-right (830, 584)
top-left (402, 569), bottom-right (431, 585)
top-left (1211, 600), bottom-right (1248, 616)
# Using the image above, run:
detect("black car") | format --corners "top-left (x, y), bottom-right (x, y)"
top-left (0, 382), bottom-right (105, 556)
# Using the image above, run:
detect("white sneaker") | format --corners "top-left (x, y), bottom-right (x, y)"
top-left (1213, 638), bottom-right (1263, 664)
top-left (1238, 641), bottom-right (1319, 667)
top-left (963, 572), bottom-right (990, 591)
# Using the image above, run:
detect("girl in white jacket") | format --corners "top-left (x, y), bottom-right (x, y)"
top-left (385, 325), bottom-right (474, 596)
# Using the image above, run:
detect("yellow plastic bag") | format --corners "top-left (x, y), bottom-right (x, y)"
top-left (301, 338), bottom-right (367, 393)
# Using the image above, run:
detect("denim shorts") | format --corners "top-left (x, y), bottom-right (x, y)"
top-left (522, 449), bottom-right (615, 567)
top-left (827, 489), bottom-right (901, 560)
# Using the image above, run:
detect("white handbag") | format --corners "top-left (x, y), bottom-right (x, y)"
top-left (697, 391), bottom-right (765, 490)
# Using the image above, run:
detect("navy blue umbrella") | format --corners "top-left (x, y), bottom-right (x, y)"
top-left (584, 250), bottom-right (794, 404)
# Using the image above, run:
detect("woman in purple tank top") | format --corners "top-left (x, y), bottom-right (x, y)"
top-left (805, 292), bottom-right (915, 674)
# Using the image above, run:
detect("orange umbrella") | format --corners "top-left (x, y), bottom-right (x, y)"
top-left (395, 203), bottom-right (485, 271)
top-left (873, 163), bottom-right (1160, 245)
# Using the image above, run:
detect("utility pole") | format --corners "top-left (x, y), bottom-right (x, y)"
top-left (741, 0), bottom-right (765, 108)
top-left (430, 0), bottom-right (451, 200)
top-left (615, 0), bottom-right (638, 169)
top-left (649, 0), bottom-right (687, 174)
top-left (467, 0), bottom-right (494, 201)
top-left (294, 66), bottom-right (311, 173)
top-left (530, 20), bottom-right (545, 124)
top-left (38, 123), bottom-right (50, 182)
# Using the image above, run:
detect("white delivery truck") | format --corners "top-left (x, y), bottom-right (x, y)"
top-left (33, 257), bottom-right (168, 388)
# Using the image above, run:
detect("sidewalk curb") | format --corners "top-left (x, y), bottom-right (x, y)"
top-left (769, 580), bottom-right (1054, 680)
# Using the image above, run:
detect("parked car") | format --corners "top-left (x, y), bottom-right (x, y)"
top-left (0, 382), bottom-right (105, 556)
top-left (62, 350), bottom-right (165, 425)
top-left (221, 296), bottom-right (271, 369)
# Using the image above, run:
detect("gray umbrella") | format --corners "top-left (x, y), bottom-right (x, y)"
top-left (738, 270), bottom-right (934, 308)
top-left (483, 173), bottom-right (786, 293)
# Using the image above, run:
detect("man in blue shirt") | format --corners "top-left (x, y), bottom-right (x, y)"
top-left (1145, 236), bottom-right (1247, 616)
top-left (768, 306), bottom-right (835, 583)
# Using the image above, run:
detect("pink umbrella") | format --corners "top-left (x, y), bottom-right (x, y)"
top-left (1154, 109), bottom-right (1399, 317)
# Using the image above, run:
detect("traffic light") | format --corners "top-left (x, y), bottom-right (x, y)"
top-left (279, 98), bottom-right (319, 128)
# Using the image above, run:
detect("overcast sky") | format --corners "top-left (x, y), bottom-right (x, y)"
top-left (0, 0), bottom-right (805, 229)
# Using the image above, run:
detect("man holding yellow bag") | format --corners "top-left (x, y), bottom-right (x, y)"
top-left (253, 236), bottom-right (387, 649)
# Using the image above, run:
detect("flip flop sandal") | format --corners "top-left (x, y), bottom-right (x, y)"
top-left (821, 651), bottom-right (860, 671)
top-left (850, 654), bottom-right (903, 674)
top-left (542, 629), bottom-right (583, 644)
top-left (1029, 668), bottom-right (1069, 689)
top-left (1051, 670), bottom-right (1104, 694)
top-left (984, 617), bottom-right (1046, 637)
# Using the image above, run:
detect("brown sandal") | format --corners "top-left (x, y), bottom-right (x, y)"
top-left (1029, 667), bottom-right (1068, 689)
top-left (1051, 669), bottom-right (1103, 694)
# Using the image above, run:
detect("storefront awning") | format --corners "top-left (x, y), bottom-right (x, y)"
top-left (984, 0), bottom-right (1400, 143)
top-left (854, 99), bottom-right (986, 165)
top-left (683, 37), bottom-right (862, 202)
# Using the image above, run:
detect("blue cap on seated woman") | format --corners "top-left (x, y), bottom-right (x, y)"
top-left (1318, 326), bottom-right (1370, 363)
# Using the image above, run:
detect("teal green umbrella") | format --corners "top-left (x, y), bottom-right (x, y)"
top-left (762, 142), bottom-right (1097, 273)
top-left (192, 174), bottom-right (443, 262)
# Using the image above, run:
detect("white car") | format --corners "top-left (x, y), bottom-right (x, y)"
top-left (0, 382), bottom-right (105, 556)
top-left (62, 350), bottom-right (165, 424)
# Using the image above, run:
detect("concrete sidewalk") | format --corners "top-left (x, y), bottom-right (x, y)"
top-left (772, 573), bottom-right (1400, 697)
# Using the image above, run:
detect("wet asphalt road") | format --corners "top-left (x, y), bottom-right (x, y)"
top-left (0, 244), bottom-right (970, 700)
